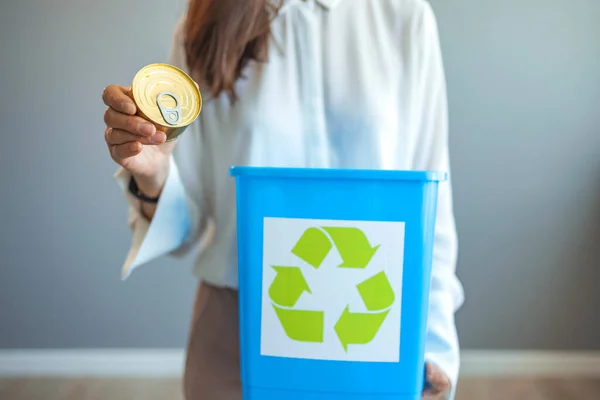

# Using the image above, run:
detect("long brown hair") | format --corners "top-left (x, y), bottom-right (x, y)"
top-left (184, 0), bottom-right (280, 101)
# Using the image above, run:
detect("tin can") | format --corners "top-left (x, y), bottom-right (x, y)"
top-left (128, 63), bottom-right (202, 142)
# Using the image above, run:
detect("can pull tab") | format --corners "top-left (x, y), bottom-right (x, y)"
top-left (156, 91), bottom-right (182, 126)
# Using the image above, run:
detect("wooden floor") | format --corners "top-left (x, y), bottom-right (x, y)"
top-left (0, 378), bottom-right (599, 399)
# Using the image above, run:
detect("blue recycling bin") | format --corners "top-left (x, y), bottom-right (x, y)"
top-left (230, 166), bottom-right (446, 400)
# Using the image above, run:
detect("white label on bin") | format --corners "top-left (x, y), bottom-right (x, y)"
top-left (261, 217), bottom-right (404, 362)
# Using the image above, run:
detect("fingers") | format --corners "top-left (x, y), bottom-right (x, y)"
top-left (109, 141), bottom-right (142, 162)
top-left (104, 107), bottom-right (156, 136)
top-left (105, 127), bottom-right (166, 146)
top-left (102, 85), bottom-right (136, 115)
top-left (423, 362), bottom-right (451, 398)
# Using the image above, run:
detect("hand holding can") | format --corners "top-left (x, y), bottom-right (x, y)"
top-left (102, 64), bottom-right (202, 197)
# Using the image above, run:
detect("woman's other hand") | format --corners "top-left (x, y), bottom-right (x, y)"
top-left (423, 362), bottom-right (451, 399)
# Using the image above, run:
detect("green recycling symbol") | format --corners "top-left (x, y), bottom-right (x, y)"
top-left (268, 227), bottom-right (395, 352)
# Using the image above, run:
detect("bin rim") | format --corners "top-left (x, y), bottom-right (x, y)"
top-left (229, 166), bottom-right (447, 182)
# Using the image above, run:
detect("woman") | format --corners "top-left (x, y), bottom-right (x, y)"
top-left (102, 0), bottom-right (464, 399)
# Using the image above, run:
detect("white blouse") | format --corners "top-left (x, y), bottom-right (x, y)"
top-left (115, 0), bottom-right (464, 394)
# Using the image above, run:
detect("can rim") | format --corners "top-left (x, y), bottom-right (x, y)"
top-left (229, 166), bottom-right (447, 182)
top-left (131, 63), bottom-right (202, 128)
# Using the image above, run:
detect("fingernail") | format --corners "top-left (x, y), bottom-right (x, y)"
top-left (151, 132), bottom-right (167, 144)
top-left (122, 102), bottom-right (136, 115)
top-left (139, 123), bottom-right (155, 136)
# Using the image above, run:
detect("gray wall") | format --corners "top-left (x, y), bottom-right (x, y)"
top-left (0, 0), bottom-right (196, 349)
top-left (0, 0), bottom-right (599, 350)
top-left (435, 0), bottom-right (600, 349)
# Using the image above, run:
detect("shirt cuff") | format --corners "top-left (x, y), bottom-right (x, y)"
top-left (114, 156), bottom-right (192, 280)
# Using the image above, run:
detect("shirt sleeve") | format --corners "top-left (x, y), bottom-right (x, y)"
top-left (114, 17), bottom-right (209, 280)
top-left (410, 2), bottom-right (465, 398)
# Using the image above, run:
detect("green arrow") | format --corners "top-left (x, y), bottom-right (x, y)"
top-left (292, 227), bottom-right (332, 269)
top-left (322, 227), bottom-right (380, 268)
top-left (268, 266), bottom-right (311, 307)
top-left (356, 271), bottom-right (395, 311)
top-left (334, 306), bottom-right (390, 352)
top-left (272, 305), bottom-right (324, 343)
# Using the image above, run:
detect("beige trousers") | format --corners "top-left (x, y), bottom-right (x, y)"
top-left (183, 283), bottom-right (242, 400)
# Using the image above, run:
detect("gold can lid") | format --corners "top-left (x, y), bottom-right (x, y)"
top-left (131, 63), bottom-right (202, 128)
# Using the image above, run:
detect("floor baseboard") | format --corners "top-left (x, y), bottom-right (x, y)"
top-left (0, 349), bottom-right (599, 378)
top-left (0, 349), bottom-right (185, 378)
top-left (460, 350), bottom-right (600, 378)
